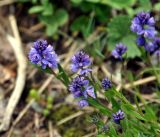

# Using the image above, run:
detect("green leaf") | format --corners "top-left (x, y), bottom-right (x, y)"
top-left (108, 122), bottom-right (118, 137)
top-left (32, 0), bottom-right (38, 4)
top-left (29, 6), bottom-right (44, 14)
top-left (122, 35), bottom-right (141, 58)
top-left (122, 104), bottom-right (146, 121)
top-left (54, 9), bottom-right (69, 26)
top-left (39, 15), bottom-right (53, 25)
top-left (95, 49), bottom-right (105, 59)
top-left (83, 0), bottom-right (136, 9)
top-left (42, 3), bottom-right (54, 16)
top-left (86, 0), bottom-right (100, 3)
top-left (121, 118), bottom-right (129, 133)
top-left (70, 0), bottom-right (82, 4)
top-left (110, 97), bottom-right (120, 110)
top-left (31, 63), bottom-right (53, 74)
top-left (88, 98), bottom-right (112, 116)
top-left (40, 0), bottom-right (49, 5)
top-left (46, 24), bottom-right (58, 36)
top-left (154, 2), bottom-right (160, 11)
top-left (29, 89), bottom-right (39, 100)
top-left (58, 64), bottom-right (70, 86)
top-left (138, 0), bottom-right (152, 11)
top-left (108, 15), bottom-right (131, 39)
top-left (71, 16), bottom-right (91, 37)
top-left (144, 107), bottom-right (157, 122)
top-left (101, 0), bottom-right (136, 9)
top-left (71, 16), bottom-right (87, 31)
top-left (40, 14), bottom-right (58, 35)
top-left (17, 0), bottom-right (30, 2)
top-left (39, 9), bottom-right (68, 36)
top-left (121, 103), bottom-right (135, 111)
top-left (97, 135), bottom-right (107, 137)
top-left (107, 15), bottom-right (131, 50)
top-left (139, 67), bottom-right (160, 76)
top-left (131, 111), bottom-right (146, 121)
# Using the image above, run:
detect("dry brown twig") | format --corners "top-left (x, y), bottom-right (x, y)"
top-left (7, 75), bottom-right (54, 137)
top-left (101, 65), bottom-right (157, 91)
top-left (48, 121), bottom-right (62, 137)
top-left (82, 132), bottom-right (97, 137)
top-left (0, 0), bottom-right (16, 7)
top-left (0, 15), bottom-right (27, 131)
top-left (57, 111), bottom-right (84, 126)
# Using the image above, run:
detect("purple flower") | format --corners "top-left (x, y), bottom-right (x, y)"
top-left (143, 27), bottom-right (156, 38)
top-left (111, 43), bottom-right (127, 60)
top-left (28, 40), bottom-right (59, 69)
top-left (69, 76), bottom-right (96, 108)
top-left (85, 86), bottom-right (96, 99)
top-left (136, 36), bottom-right (146, 46)
top-left (80, 68), bottom-right (92, 76)
top-left (131, 12), bottom-right (156, 38)
top-left (101, 77), bottom-right (112, 90)
top-left (78, 100), bottom-right (89, 108)
top-left (144, 42), bottom-right (158, 53)
top-left (69, 76), bottom-right (89, 98)
top-left (154, 37), bottom-right (160, 46)
top-left (113, 110), bottom-right (125, 124)
top-left (154, 50), bottom-right (160, 61)
top-left (71, 51), bottom-right (91, 72)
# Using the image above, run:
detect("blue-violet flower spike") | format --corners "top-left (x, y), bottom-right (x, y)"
top-left (131, 12), bottom-right (156, 38)
top-left (69, 76), bottom-right (89, 98)
top-left (28, 40), bottom-right (59, 69)
top-left (102, 77), bottom-right (112, 90)
top-left (113, 110), bottom-right (125, 124)
top-left (112, 43), bottom-right (127, 60)
top-left (71, 51), bottom-right (91, 72)
top-left (78, 100), bottom-right (89, 108)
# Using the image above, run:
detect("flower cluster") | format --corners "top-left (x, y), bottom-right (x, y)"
top-left (112, 110), bottom-right (125, 124)
top-left (28, 40), bottom-right (126, 124)
top-left (111, 43), bottom-right (127, 60)
top-left (131, 12), bottom-right (160, 54)
top-left (101, 77), bottom-right (112, 90)
top-left (28, 40), bottom-right (59, 69)
top-left (69, 51), bottom-right (95, 108)
top-left (131, 12), bottom-right (156, 39)
top-left (71, 50), bottom-right (92, 75)
top-left (69, 76), bottom-right (96, 108)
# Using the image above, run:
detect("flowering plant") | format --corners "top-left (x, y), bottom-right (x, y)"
top-left (28, 12), bottom-right (160, 136)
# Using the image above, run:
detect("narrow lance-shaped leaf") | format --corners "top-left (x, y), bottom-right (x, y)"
top-left (88, 98), bottom-right (112, 116)
top-left (58, 64), bottom-right (70, 86)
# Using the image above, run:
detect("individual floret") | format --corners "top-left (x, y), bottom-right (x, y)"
top-left (112, 110), bottom-right (125, 124)
top-left (71, 51), bottom-right (91, 72)
top-left (111, 43), bottom-right (127, 60)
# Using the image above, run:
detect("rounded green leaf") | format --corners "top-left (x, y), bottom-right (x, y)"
top-left (54, 9), bottom-right (69, 26)
top-left (29, 6), bottom-right (44, 14)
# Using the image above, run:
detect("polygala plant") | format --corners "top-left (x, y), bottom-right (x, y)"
top-left (28, 12), bottom-right (160, 136)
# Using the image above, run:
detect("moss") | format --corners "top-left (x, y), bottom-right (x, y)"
top-left (63, 127), bottom-right (84, 137)
top-left (51, 104), bottom-right (92, 136)
top-left (52, 105), bottom-right (75, 121)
